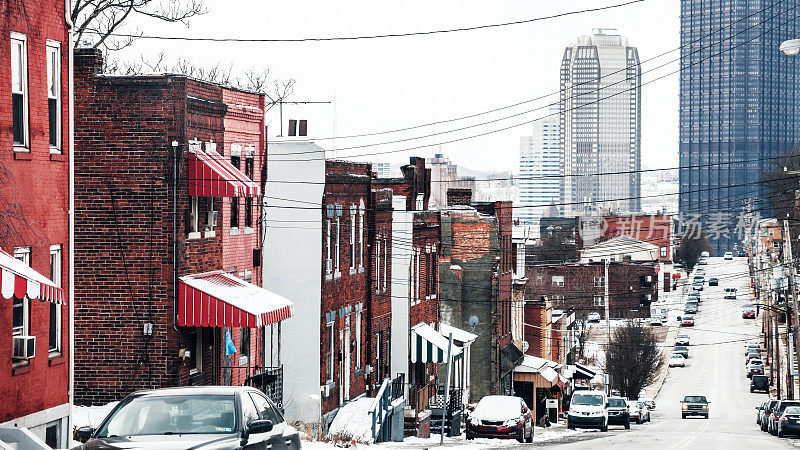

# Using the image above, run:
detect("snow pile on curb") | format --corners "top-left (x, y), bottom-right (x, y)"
top-left (73, 402), bottom-right (118, 429)
top-left (327, 397), bottom-right (375, 444)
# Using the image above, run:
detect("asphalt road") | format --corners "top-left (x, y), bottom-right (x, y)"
top-left (531, 257), bottom-right (796, 449)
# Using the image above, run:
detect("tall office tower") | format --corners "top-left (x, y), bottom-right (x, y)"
top-left (519, 107), bottom-right (562, 224)
top-left (679, 0), bottom-right (800, 254)
top-left (560, 29), bottom-right (641, 216)
top-left (372, 162), bottom-right (393, 178)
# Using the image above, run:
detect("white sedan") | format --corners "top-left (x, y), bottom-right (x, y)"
top-left (627, 400), bottom-right (651, 424)
top-left (670, 354), bottom-right (686, 367)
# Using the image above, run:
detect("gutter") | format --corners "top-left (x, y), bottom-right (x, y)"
top-left (66, 0), bottom-right (74, 441)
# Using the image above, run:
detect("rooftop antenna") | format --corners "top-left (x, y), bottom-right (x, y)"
top-left (593, 27), bottom-right (618, 35)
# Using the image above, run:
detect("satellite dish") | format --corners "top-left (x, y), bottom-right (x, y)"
top-left (468, 315), bottom-right (479, 331)
top-left (521, 341), bottom-right (529, 353)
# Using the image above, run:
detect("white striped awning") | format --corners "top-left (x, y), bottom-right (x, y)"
top-left (0, 249), bottom-right (64, 304)
top-left (411, 323), bottom-right (462, 363)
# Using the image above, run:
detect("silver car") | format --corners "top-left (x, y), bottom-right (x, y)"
top-left (627, 400), bottom-right (650, 424)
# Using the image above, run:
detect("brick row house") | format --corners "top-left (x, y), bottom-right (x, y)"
top-left (0, 0), bottom-right (71, 447)
top-left (71, 49), bottom-right (294, 406)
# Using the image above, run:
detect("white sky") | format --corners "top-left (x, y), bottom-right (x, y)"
top-left (115, 0), bottom-right (680, 173)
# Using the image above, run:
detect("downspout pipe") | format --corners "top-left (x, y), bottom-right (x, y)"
top-left (66, 0), bottom-right (74, 441)
top-left (172, 140), bottom-right (180, 335)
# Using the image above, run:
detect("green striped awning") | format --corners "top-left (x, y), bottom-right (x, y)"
top-left (411, 323), bottom-right (463, 363)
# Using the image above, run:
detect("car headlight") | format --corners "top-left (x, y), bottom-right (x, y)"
top-left (586, 410), bottom-right (603, 416)
top-left (469, 416), bottom-right (481, 426)
top-left (682, 404), bottom-right (688, 411)
top-left (702, 405), bottom-right (708, 410)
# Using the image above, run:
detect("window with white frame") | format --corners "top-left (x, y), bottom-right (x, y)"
top-left (325, 217), bottom-right (333, 276)
top-left (49, 245), bottom-right (62, 353)
top-left (12, 247), bottom-right (30, 338)
top-left (11, 33), bottom-right (28, 149)
top-left (189, 328), bottom-right (202, 373)
top-left (359, 204), bottom-right (365, 269)
top-left (552, 275), bottom-right (564, 287)
top-left (593, 296), bottom-right (605, 307)
top-left (334, 215), bottom-right (341, 275)
top-left (375, 239), bottom-right (381, 292)
top-left (205, 197), bottom-right (216, 231)
top-left (326, 321), bottom-right (335, 383)
top-left (189, 197), bottom-right (200, 233)
top-left (593, 276), bottom-right (605, 287)
top-left (382, 238), bottom-right (388, 292)
top-left (409, 250), bottom-right (417, 304)
top-left (350, 208), bottom-right (356, 270)
top-left (553, 294), bottom-right (566, 307)
top-left (354, 311), bottom-right (362, 368)
top-left (47, 41), bottom-right (61, 152)
top-left (660, 246), bottom-right (667, 257)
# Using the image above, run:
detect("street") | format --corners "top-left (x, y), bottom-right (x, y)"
top-left (487, 257), bottom-right (795, 449)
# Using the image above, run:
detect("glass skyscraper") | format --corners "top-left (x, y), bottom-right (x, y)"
top-left (560, 29), bottom-right (642, 216)
top-left (679, 0), bottom-right (800, 254)
top-left (519, 107), bottom-right (561, 224)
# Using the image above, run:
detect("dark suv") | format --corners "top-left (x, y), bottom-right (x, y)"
top-left (607, 397), bottom-right (630, 429)
top-left (751, 375), bottom-right (769, 393)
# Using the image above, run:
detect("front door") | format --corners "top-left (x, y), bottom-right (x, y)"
top-left (342, 316), bottom-right (351, 402)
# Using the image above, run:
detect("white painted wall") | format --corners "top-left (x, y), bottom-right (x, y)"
top-left (390, 196), bottom-right (411, 385)
top-left (262, 139), bottom-right (325, 423)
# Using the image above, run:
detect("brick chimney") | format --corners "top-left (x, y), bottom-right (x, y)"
top-left (447, 188), bottom-right (472, 206)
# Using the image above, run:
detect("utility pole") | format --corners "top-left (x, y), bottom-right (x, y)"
top-left (604, 260), bottom-right (611, 395)
top-left (784, 219), bottom-right (800, 399)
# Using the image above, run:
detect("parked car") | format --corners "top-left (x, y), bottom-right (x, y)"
top-left (688, 293), bottom-right (701, 302)
top-left (746, 352), bottom-right (762, 365)
top-left (681, 316), bottom-right (695, 327)
top-left (777, 406), bottom-right (800, 437)
top-left (724, 287), bottom-right (737, 299)
top-left (607, 397), bottom-right (631, 429)
top-left (762, 400), bottom-right (780, 431)
top-left (745, 344), bottom-right (762, 356)
top-left (466, 395), bottom-right (534, 442)
top-left (757, 401), bottom-right (768, 425)
top-left (698, 259), bottom-right (708, 265)
top-left (724, 252), bottom-right (733, 260)
top-left (745, 340), bottom-right (759, 350)
top-left (751, 375), bottom-right (770, 393)
top-left (701, 251), bottom-right (710, 258)
top-left (747, 361), bottom-right (765, 378)
top-left (627, 400), bottom-right (650, 424)
top-left (681, 395), bottom-right (709, 419)
top-left (709, 277), bottom-right (719, 286)
top-left (670, 354), bottom-right (686, 367)
top-left (638, 398), bottom-right (655, 410)
top-left (567, 390), bottom-right (608, 432)
top-left (587, 312), bottom-right (602, 323)
top-left (742, 308), bottom-right (756, 319)
top-left (675, 335), bottom-right (691, 346)
top-left (685, 304), bottom-right (699, 314)
top-left (673, 346), bottom-right (689, 358)
top-left (770, 401), bottom-right (800, 435)
top-left (72, 386), bottom-right (301, 450)
top-left (693, 282), bottom-right (704, 291)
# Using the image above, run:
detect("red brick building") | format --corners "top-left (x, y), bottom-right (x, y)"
top-left (0, 1), bottom-right (71, 446)
top-left (72, 48), bottom-right (293, 406)
top-left (524, 262), bottom-right (659, 320)
top-left (601, 214), bottom-right (673, 262)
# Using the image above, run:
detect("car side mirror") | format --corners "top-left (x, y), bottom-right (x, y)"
top-left (246, 419), bottom-right (273, 436)
top-left (605, 402), bottom-right (610, 408)
top-left (75, 426), bottom-right (94, 443)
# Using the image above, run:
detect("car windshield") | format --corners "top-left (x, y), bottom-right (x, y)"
top-left (608, 398), bottom-right (626, 407)
top-left (95, 394), bottom-right (237, 437)
top-left (779, 402), bottom-right (800, 412)
top-left (572, 393), bottom-right (603, 406)
top-left (671, 355), bottom-right (683, 359)
top-left (684, 396), bottom-right (707, 403)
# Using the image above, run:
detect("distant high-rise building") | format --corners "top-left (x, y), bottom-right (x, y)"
top-left (519, 108), bottom-right (561, 224)
top-left (679, 0), bottom-right (800, 254)
top-left (372, 162), bottom-right (393, 178)
top-left (428, 153), bottom-right (475, 208)
top-left (560, 29), bottom-right (641, 216)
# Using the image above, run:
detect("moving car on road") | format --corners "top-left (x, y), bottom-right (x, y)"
top-left (693, 282), bottom-right (704, 291)
top-left (669, 354), bottom-right (686, 367)
top-left (777, 406), bottom-right (800, 437)
top-left (72, 386), bottom-right (301, 450)
top-left (607, 397), bottom-right (631, 429)
top-left (684, 303), bottom-right (698, 314)
top-left (742, 308), bottom-right (756, 319)
top-left (751, 375), bottom-right (769, 393)
top-left (724, 287), bottom-right (737, 299)
top-left (567, 390), bottom-right (609, 432)
top-left (466, 395), bottom-right (534, 442)
top-left (724, 252), bottom-right (733, 260)
top-left (673, 346), bottom-right (689, 358)
top-left (681, 316), bottom-right (695, 327)
top-left (675, 335), bottom-right (690, 346)
top-left (709, 277), bottom-right (719, 286)
top-left (627, 400), bottom-right (650, 424)
top-left (681, 395), bottom-right (709, 419)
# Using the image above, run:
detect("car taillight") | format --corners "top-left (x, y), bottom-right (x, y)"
top-left (782, 416), bottom-right (789, 421)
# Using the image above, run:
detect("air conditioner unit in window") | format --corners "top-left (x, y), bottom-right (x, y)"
top-left (12, 335), bottom-right (35, 360)
top-left (325, 259), bottom-right (332, 273)
top-left (321, 384), bottom-right (331, 397)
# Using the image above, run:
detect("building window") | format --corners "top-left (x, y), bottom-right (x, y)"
top-left (47, 41), bottom-right (61, 152)
top-left (45, 422), bottom-right (59, 449)
top-left (244, 197), bottom-right (253, 228)
top-left (593, 296), bottom-right (605, 307)
top-left (553, 295), bottom-right (566, 307)
top-left (359, 205), bottom-right (365, 268)
top-left (326, 218), bottom-right (333, 276)
top-left (594, 276), bottom-right (605, 287)
top-left (244, 156), bottom-right (254, 179)
top-left (189, 197), bottom-right (200, 233)
top-left (11, 33), bottom-right (28, 149)
top-left (552, 275), bottom-right (564, 287)
top-left (189, 328), bottom-right (202, 373)
top-left (354, 311), bottom-right (362, 368)
top-left (375, 239), bottom-right (381, 292)
top-left (334, 215), bottom-right (341, 275)
top-left (382, 239), bottom-right (388, 292)
top-left (660, 247), bottom-right (667, 257)
top-left (230, 197), bottom-right (239, 228)
top-left (231, 155), bottom-right (241, 170)
top-left (240, 328), bottom-right (250, 360)
top-left (205, 197), bottom-right (216, 231)
top-left (49, 245), bottom-right (62, 354)
top-left (326, 321), bottom-right (334, 383)
top-left (350, 208), bottom-right (356, 270)
top-left (12, 247), bottom-right (30, 337)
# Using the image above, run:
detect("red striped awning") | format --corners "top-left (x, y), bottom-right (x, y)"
top-left (188, 147), bottom-right (260, 198)
top-left (177, 271), bottom-right (293, 328)
top-left (0, 249), bottom-right (64, 304)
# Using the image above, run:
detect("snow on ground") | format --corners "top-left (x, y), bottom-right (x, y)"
top-left (326, 397), bottom-right (375, 444)
top-left (72, 402), bottom-right (118, 429)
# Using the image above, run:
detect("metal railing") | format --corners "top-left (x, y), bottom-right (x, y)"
top-left (245, 365), bottom-right (284, 409)
top-left (369, 377), bottom-right (392, 443)
top-left (390, 373), bottom-right (405, 401)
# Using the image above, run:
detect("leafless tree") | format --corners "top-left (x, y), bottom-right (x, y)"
top-left (604, 320), bottom-right (663, 400)
top-left (71, 0), bottom-right (207, 51)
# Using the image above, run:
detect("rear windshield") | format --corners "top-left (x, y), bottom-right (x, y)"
top-left (785, 407), bottom-right (800, 415)
top-left (608, 398), bottom-right (626, 407)
top-left (684, 396), bottom-right (707, 403)
top-left (779, 402), bottom-right (800, 412)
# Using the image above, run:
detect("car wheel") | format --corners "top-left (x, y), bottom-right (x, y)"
top-left (601, 420), bottom-right (608, 432)
top-left (637, 417), bottom-right (642, 424)
top-left (704, 414), bottom-right (709, 419)
top-left (568, 421), bottom-right (575, 430)
top-left (750, 387), bottom-right (754, 393)
top-left (682, 414), bottom-right (686, 419)
top-left (625, 420), bottom-right (630, 430)
top-left (778, 428), bottom-right (785, 438)
top-left (526, 426), bottom-right (534, 443)
top-left (466, 434), bottom-right (474, 440)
